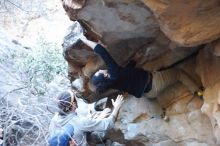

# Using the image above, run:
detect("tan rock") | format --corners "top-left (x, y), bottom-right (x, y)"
top-left (140, 32), bottom-right (201, 71)
top-left (113, 80), bottom-right (214, 145)
top-left (60, 1), bottom-right (219, 144)
top-left (63, 0), bottom-right (159, 40)
top-left (142, 0), bottom-right (220, 47)
top-left (142, 47), bottom-right (198, 71)
top-left (157, 83), bottom-right (203, 116)
top-left (117, 96), bottom-right (214, 145)
top-left (201, 83), bottom-right (220, 144)
top-left (213, 39), bottom-right (220, 57)
top-left (214, 127), bottom-right (220, 146)
top-left (196, 46), bottom-right (220, 88)
top-left (62, 0), bottom-right (206, 101)
top-left (196, 46), bottom-right (220, 144)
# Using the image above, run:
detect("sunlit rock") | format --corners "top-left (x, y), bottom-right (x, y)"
top-left (201, 83), bottom-right (220, 144)
top-left (213, 39), bottom-right (220, 57)
top-left (196, 46), bottom-right (220, 144)
top-left (63, 0), bottom-right (159, 41)
top-left (196, 46), bottom-right (220, 88)
top-left (142, 0), bottom-right (220, 47)
top-left (115, 84), bottom-right (215, 145)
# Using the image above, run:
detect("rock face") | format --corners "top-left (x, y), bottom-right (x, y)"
top-left (196, 45), bottom-right (220, 144)
top-left (117, 98), bottom-right (214, 145)
top-left (63, 0), bottom-right (160, 100)
top-left (196, 45), bottom-right (220, 88)
top-left (112, 80), bottom-right (215, 145)
top-left (63, 0), bottom-right (202, 101)
top-left (62, 0), bottom-right (220, 145)
top-left (213, 39), bottom-right (220, 57)
top-left (142, 0), bottom-right (220, 47)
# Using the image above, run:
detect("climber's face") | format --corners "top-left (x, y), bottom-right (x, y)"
top-left (95, 69), bottom-right (110, 79)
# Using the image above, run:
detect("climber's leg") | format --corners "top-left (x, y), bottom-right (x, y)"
top-left (144, 68), bottom-right (178, 98)
top-left (143, 68), bottom-right (181, 121)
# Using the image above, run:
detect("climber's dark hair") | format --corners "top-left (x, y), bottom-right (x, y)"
top-left (57, 91), bottom-right (75, 116)
top-left (91, 74), bottom-right (114, 94)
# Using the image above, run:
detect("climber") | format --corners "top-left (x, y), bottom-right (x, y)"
top-left (79, 34), bottom-right (203, 99)
top-left (49, 90), bottom-right (124, 146)
top-left (49, 122), bottom-right (75, 146)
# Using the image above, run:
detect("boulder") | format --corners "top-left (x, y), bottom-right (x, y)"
top-left (142, 0), bottom-right (220, 47)
top-left (60, 1), bottom-right (220, 145)
top-left (196, 46), bottom-right (220, 88)
top-left (213, 39), bottom-right (220, 57)
top-left (115, 87), bottom-right (215, 145)
top-left (196, 46), bottom-right (220, 144)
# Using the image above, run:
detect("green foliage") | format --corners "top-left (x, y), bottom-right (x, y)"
top-left (20, 39), bottom-right (67, 95)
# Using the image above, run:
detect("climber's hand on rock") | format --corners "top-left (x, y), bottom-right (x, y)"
top-left (79, 33), bottom-right (87, 41)
top-left (111, 94), bottom-right (124, 109)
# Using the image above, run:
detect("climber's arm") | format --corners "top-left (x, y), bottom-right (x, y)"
top-left (80, 34), bottom-right (119, 70)
top-left (80, 34), bottom-right (97, 50)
